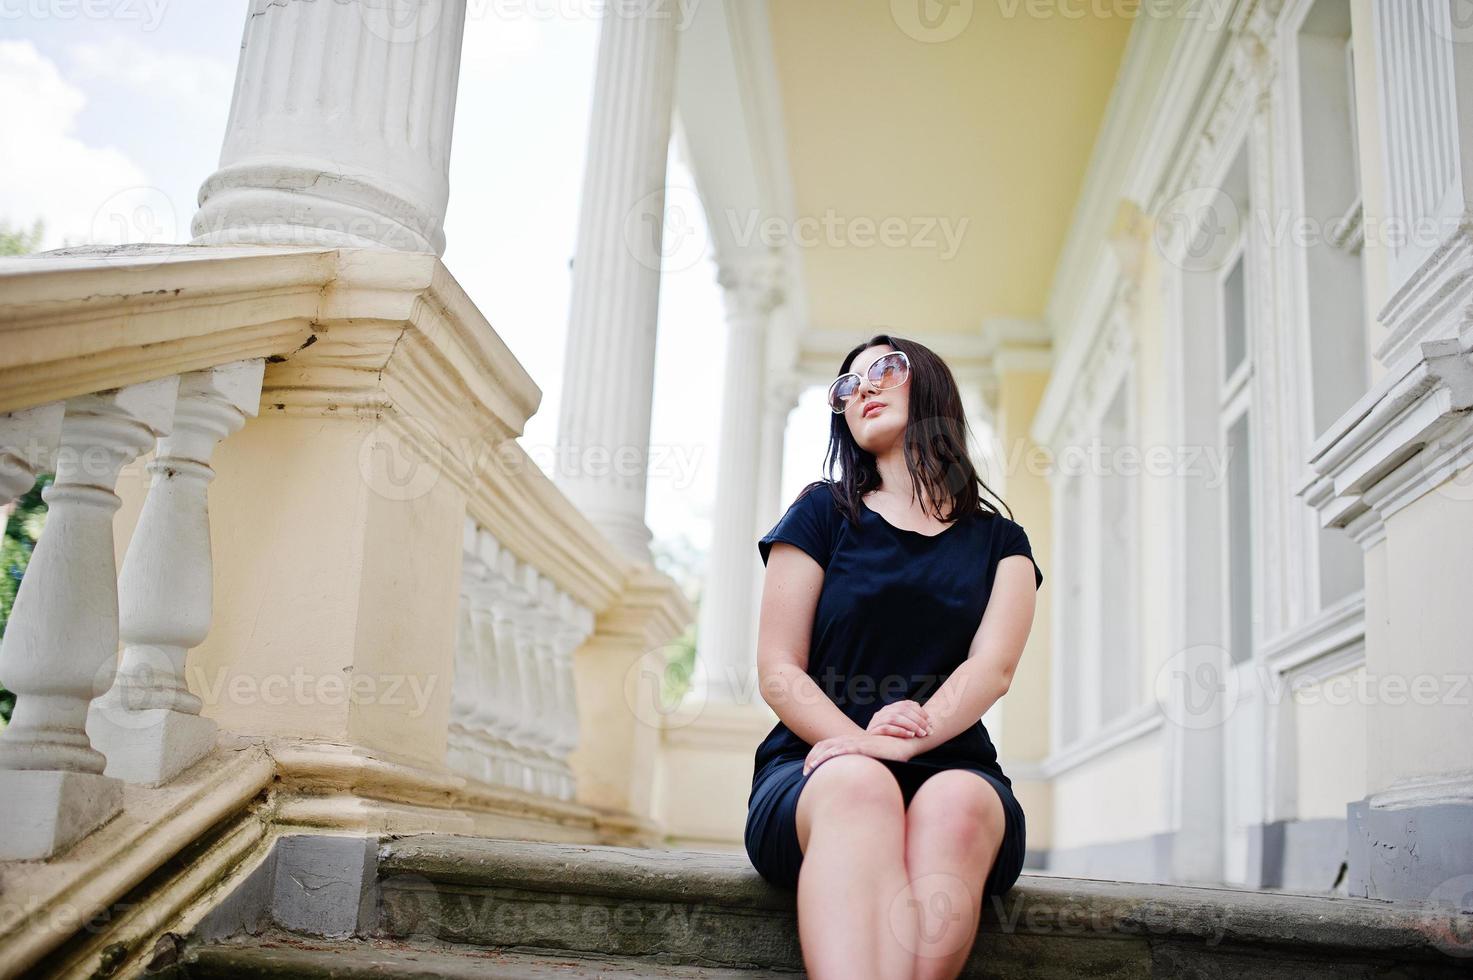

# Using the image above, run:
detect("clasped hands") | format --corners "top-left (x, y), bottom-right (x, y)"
top-left (801, 699), bottom-right (935, 776)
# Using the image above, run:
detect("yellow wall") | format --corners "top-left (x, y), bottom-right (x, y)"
top-left (1052, 731), bottom-right (1169, 847)
top-left (995, 368), bottom-right (1054, 768)
top-left (1292, 665), bottom-right (1368, 820)
top-left (767, 0), bottom-right (1133, 334)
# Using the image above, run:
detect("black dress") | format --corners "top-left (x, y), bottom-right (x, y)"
top-left (743, 479), bottom-right (1043, 898)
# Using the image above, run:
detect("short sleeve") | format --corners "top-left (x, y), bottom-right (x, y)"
top-left (758, 483), bottom-right (837, 570)
top-left (1000, 520), bottom-right (1044, 590)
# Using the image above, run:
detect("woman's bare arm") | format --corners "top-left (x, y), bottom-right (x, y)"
top-left (754, 542), bottom-right (867, 746)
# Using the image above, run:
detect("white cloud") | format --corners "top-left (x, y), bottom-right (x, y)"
top-left (68, 36), bottom-right (234, 119)
top-left (0, 40), bottom-right (166, 249)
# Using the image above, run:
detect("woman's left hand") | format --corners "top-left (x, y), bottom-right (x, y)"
top-left (803, 732), bottom-right (916, 776)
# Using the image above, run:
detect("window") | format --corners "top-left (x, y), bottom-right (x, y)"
top-left (1295, 0), bottom-right (1368, 606)
top-left (1051, 332), bottom-right (1140, 751)
top-left (1218, 146), bottom-right (1256, 668)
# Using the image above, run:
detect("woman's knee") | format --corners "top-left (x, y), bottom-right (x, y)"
top-left (907, 771), bottom-right (1007, 841)
top-left (799, 754), bottom-right (905, 817)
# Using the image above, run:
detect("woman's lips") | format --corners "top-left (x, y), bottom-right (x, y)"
top-left (863, 402), bottom-right (886, 418)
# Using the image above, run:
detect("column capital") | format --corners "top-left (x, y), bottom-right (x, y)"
top-left (978, 318), bottom-right (1052, 376)
top-left (716, 253), bottom-right (786, 323)
top-left (764, 371), bottom-right (804, 417)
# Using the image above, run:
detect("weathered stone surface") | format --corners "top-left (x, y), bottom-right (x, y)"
top-left (370, 834), bottom-right (1473, 978)
top-left (162, 930), bottom-right (801, 978)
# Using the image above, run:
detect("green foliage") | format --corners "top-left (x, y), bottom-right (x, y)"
top-left (0, 217), bottom-right (43, 726)
top-left (1, 475), bottom-right (51, 726)
top-left (0, 218), bottom-right (44, 257)
top-left (649, 532), bottom-right (705, 709)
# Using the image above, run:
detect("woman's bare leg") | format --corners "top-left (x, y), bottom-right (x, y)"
top-left (900, 770), bottom-right (1007, 980)
top-left (794, 754), bottom-right (916, 980)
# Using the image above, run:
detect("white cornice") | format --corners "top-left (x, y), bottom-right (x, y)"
top-left (1300, 334), bottom-right (1473, 544)
top-left (0, 244), bottom-right (662, 614)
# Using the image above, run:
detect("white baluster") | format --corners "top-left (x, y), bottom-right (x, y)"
top-left (471, 539), bottom-right (517, 787)
top-left (0, 402), bottom-right (64, 505)
top-left (87, 361), bottom-right (264, 786)
top-left (472, 533), bottom-right (516, 786)
top-left (446, 523), bottom-right (484, 779)
top-left (528, 577), bottom-right (562, 797)
top-left (507, 571), bottom-right (541, 794)
top-left (485, 551), bottom-right (526, 790)
top-left (549, 594), bottom-right (593, 800)
top-left (0, 379), bottom-right (178, 859)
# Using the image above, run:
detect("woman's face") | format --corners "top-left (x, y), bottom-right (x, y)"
top-left (842, 344), bottom-right (909, 453)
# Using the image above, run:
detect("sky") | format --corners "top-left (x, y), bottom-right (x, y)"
top-left (0, 5), bottom-right (832, 566)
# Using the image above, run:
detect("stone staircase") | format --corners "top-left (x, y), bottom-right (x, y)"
top-left (150, 834), bottom-right (1472, 979)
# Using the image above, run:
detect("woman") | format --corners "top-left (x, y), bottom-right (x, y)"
top-left (744, 335), bottom-right (1043, 980)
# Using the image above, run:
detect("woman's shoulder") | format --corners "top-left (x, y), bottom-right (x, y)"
top-left (791, 479), bottom-right (841, 516)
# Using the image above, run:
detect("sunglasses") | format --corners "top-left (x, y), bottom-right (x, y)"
top-left (827, 350), bottom-right (911, 414)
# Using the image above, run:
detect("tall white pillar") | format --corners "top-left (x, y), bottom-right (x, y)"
top-left (193, 0), bottom-right (469, 254)
top-left (554, 2), bottom-right (682, 561)
top-left (694, 257), bottom-right (784, 704)
top-left (748, 373), bottom-right (801, 648)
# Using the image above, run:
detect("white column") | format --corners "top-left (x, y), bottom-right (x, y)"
top-left (0, 379), bottom-right (178, 860)
top-left (747, 373), bottom-right (800, 666)
top-left (554, 2), bottom-right (682, 561)
top-left (695, 257), bottom-right (784, 704)
top-left (755, 374), bottom-right (801, 537)
top-left (193, 0), bottom-right (468, 254)
top-left (88, 361), bottom-right (265, 787)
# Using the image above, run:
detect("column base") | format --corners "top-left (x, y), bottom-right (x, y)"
top-left (1348, 796), bottom-right (1473, 912)
top-left (87, 702), bottom-right (219, 787)
top-left (0, 769), bottom-right (123, 860)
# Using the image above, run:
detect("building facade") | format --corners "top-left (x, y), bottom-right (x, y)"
top-left (661, 0), bottom-right (1473, 913)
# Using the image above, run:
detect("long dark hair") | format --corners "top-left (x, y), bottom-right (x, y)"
top-left (807, 333), bottom-right (1013, 528)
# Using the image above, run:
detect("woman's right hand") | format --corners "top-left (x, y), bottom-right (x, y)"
top-left (865, 699), bottom-right (933, 739)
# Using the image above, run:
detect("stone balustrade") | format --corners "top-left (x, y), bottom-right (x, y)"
top-left (0, 370), bottom-right (265, 859)
top-left (0, 245), bottom-right (694, 874)
top-left (450, 519), bottom-right (594, 801)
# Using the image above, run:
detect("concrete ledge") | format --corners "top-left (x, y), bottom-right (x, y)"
top-left (160, 930), bottom-right (803, 978)
top-left (371, 834), bottom-right (1473, 976)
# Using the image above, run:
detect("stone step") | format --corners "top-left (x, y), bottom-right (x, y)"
top-left (164, 930), bottom-right (800, 979)
top-left (372, 834), bottom-right (1473, 979)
